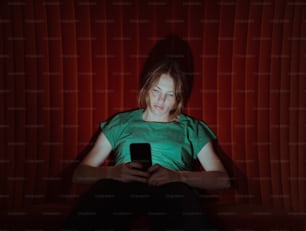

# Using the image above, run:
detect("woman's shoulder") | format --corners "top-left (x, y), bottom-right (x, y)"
top-left (179, 113), bottom-right (216, 137)
top-left (104, 108), bottom-right (141, 124)
top-left (179, 113), bottom-right (202, 125)
top-left (112, 108), bottom-right (141, 120)
top-left (100, 108), bottom-right (141, 132)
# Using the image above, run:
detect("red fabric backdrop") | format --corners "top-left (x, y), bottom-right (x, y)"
top-left (0, 0), bottom-right (305, 213)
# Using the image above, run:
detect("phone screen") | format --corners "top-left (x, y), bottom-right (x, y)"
top-left (130, 143), bottom-right (152, 170)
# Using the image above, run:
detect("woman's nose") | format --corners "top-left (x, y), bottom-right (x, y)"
top-left (157, 93), bottom-right (166, 102)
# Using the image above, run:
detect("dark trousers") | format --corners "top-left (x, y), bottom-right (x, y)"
top-left (61, 179), bottom-right (216, 231)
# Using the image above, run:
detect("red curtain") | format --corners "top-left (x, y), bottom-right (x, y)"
top-left (0, 0), bottom-right (305, 213)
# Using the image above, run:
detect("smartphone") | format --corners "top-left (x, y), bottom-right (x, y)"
top-left (130, 143), bottom-right (152, 171)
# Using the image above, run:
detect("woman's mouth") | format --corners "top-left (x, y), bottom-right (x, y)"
top-left (154, 105), bottom-right (164, 110)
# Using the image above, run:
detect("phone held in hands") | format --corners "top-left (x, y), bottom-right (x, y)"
top-left (130, 143), bottom-right (152, 171)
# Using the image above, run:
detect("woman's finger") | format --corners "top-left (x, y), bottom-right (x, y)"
top-left (147, 164), bottom-right (160, 173)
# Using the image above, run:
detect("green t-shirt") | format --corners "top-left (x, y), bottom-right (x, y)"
top-left (100, 109), bottom-right (216, 171)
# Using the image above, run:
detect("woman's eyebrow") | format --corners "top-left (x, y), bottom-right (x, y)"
top-left (154, 86), bottom-right (161, 89)
top-left (164, 88), bottom-right (175, 93)
top-left (154, 85), bottom-right (174, 93)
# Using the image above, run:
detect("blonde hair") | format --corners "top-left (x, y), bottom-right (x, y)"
top-left (138, 57), bottom-right (186, 119)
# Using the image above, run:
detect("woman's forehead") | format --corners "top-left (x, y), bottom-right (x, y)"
top-left (153, 74), bottom-right (174, 90)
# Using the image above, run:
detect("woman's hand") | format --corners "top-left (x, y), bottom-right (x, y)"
top-left (110, 162), bottom-right (150, 183)
top-left (147, 164), bottom-right (181, 186)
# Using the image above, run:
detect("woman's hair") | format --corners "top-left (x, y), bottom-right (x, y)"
top-left (138, 57), bottom-right (186, 119)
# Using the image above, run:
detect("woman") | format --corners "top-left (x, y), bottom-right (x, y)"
top-left (62, 57), bottom-right (230, 230)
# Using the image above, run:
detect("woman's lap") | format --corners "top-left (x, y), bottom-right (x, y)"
top-left (61, 179), bottom-right (215, 230)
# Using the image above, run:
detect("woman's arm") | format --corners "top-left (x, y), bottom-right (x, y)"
top-left (72, 132), bottom-right (113, 183)
top-left (147, 141), bottom-right (231, 190)
top-left (73, 132), bottom-right (149, 184)
top-left (179, 170), bottom-right (230, 190)
top-left (180, 141), bottom-right (231, 190)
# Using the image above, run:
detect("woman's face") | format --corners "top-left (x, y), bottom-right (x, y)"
top-left (147, 74), bottom-right (176, 119)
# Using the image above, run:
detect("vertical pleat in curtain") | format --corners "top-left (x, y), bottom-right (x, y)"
top-left (0, 0), bottom-right (305, 213)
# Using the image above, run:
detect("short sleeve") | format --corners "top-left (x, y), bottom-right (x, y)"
top-left (100, 114), bottom-right (124, 149)
top-left (187, 119), bottom-right (217, 158)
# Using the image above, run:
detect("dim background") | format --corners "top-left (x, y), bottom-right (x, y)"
top-left (0, 0), bottom-right (305, 218)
